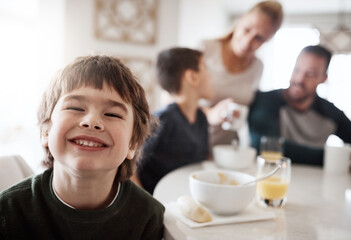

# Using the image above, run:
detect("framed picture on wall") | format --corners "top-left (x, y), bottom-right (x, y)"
top-left (94, 0), bottom-right (159, 45)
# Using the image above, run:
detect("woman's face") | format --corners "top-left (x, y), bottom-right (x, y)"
top-left (231, 10), bottom-right (277, 57)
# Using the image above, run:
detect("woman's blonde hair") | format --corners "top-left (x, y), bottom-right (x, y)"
top-left (221, 0), bottom-right (283, 41)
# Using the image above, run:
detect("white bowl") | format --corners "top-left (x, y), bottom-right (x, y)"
top-left (189, 170), bottom-right (256, 215)
top-left (213, 145), bottom-right (256, 170)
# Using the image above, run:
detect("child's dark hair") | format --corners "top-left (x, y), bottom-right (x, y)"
top-left (156, 47), bottom-right (203, 94)
top-left (38, 55), bottom-right (151, 182)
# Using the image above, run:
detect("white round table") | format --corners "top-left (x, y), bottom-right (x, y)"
top-left (153, 161), bottom-right (351, 240)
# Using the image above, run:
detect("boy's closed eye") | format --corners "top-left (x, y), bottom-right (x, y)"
top-left (66, 107), bottom-right (124, 119)
top-left (105, 113), bottom-right (123, 119)
top-left (67, 106), bottom-right (84, 111)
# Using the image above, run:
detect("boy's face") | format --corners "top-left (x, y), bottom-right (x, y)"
top-left (44, 83), bottom-right (136, 174)
top-left (198, 57), bottom-right (215, 100)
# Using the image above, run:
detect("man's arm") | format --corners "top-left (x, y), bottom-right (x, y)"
top-left (250, 131), bottom-right (324, 166)
top-left (335, 110), bottom-right (351, 144)
top-left (283, 140), bottom-right (324, 166)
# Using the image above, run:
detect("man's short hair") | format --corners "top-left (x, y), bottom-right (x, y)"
top-left (301, 45), bottom-right (332, 73)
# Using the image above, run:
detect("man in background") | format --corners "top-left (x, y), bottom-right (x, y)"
top-left (249, 45), bottom-right (351, 165)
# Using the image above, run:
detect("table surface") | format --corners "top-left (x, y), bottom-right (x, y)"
top-left (153, 161), bottom-right (351, 240)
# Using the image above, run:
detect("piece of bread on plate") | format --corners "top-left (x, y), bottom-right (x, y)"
top-left (177, 195), bottom-right (212, 223)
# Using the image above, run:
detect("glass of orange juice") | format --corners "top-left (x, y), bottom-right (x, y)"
top-left (256, 156), bottom-right (291, 207)
top-left (260, 136), bottom-right (284, 161)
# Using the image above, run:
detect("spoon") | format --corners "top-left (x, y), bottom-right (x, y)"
top-left (240, 164), bottom-right (282, 186)
top-left (231, 132), bottom-right (240, 151)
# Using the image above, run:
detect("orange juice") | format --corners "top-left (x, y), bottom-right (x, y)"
top-left (257, 176), bottom-right (289, 199)
top-left (260, 151), bottom-right (283, 161)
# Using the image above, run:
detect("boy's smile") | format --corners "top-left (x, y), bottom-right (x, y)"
top-left (45, 84), bottom-right (136, 174)
top-left (68, 135), bottom-right (109, 151)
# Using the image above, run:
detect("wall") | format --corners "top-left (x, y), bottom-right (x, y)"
top-left (178, 0), bottom-right (228, 47)
top-left (64, 0), bottom-right (176, 61)
top-left (38, 0), bottom-right (65, 88)
top-left (63, 0), bottom-right (180, 110)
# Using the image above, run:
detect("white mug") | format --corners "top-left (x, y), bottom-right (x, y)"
top-left (323, 145), bottom-right (351, 174)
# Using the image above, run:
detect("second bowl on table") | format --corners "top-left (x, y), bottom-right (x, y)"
top-left (213, 145), bottom-right (257, 170)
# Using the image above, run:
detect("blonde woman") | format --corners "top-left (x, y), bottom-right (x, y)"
top-left (200, 0), bottom-right (283, 148)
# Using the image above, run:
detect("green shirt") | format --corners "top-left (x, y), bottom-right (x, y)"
top-left (0, 169), bottom-right (164, 240)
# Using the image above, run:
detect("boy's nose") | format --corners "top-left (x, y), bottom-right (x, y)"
top-left (79, 118), bottom-right (104, 131)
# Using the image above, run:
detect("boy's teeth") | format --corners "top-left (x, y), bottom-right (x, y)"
top-left (74, 140), bottom-right (103, 147)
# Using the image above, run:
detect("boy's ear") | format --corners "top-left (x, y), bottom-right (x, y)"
top-left (41, 132), bottom-right (49, 147)
top-left (183, 69), bottom-right (200, 87)
top-left (126, 147), bottom-right (136, 160)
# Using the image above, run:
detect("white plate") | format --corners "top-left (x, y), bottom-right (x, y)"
top-left (165, 201), bottom-right (275, 229)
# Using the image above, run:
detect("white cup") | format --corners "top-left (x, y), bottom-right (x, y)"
top-left (324, 145), bottom-right (351, 174)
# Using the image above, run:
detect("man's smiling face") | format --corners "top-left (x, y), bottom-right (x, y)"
top-left (287, 52), bottom-right (328, 103)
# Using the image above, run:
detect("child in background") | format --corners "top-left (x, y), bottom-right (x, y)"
top-left (132, 47), bottom-right (214, 194)
top-left (0, 55), bottom-right (164, 239)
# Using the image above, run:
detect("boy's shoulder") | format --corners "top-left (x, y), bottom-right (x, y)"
top-left (154, 103), bottom-right (206, 126)
top-left (0, 170), bottom-right (50, 219)
top-left (121, 180), bottom-right (163, 204)
top-left (0, 180), bottom-right (31, 205)
top-left (118, 180), bottom-right (165, 217)
top-left (0, 170), bottom-right (46, 201)
top-left (154, 103), bottom-right (183, 123)
top-left (154, 103), bottom-right (177, 116)
top-left (117, 181), bottom-right (165, 239)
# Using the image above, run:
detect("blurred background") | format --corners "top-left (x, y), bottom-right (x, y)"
top-left (1, 0), bottom-right (351, 172)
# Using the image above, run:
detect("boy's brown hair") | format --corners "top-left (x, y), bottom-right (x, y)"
top-left (156, 47), bottom-right (203, 94)
top-left (38, 55), bottom-right (151, 182)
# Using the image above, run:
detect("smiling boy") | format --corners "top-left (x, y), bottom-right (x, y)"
top-left (0, 55), bottom-right (164, 239)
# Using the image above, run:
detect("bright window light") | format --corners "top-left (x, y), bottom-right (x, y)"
top-left (326, 54), bottom-right (351, 118)
top-left (271, 27), bottom-right (320, 89)
top-left (265, 26), bottom-right (351, 125)
top-left (0, 2), bottom-right (43, 172)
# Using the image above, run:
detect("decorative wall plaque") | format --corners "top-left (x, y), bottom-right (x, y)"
top-left (317, 2), bottom-right (351, 54)
top-left (319, 26), bottom-right (351, 54)
top-left (94, 0), bottom-right (159, 44)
